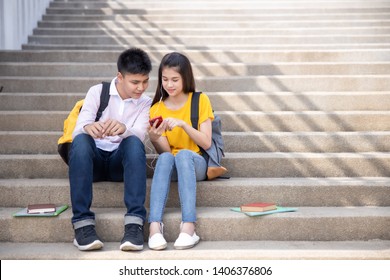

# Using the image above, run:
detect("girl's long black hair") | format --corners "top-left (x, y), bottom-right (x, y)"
top-left (151, 52), bottom-right (196, 106)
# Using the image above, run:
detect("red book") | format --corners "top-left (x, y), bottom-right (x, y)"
top-left (27, 203), bottom-right (56, 214)
top-left (240, 202), bottom-right (277, 212)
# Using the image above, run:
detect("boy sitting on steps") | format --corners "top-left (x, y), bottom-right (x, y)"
top-left (69, 48), bottom-right (152, 251)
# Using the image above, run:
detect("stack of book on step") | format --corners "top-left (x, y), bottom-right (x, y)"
top-left (231, 202), bottom-right (297, 217)
top-left (13, 204), bottom-right (69, 217)
top-left (240, 202), bottom-right (277, 212)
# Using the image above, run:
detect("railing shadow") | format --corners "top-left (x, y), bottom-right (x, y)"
top-left (58, 2), bottom-right (390, 177)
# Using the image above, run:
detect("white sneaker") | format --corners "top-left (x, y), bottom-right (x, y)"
top-left (174, 232), bottom-right (200, 250)
top-left (148, 222), bottom-right (167, 250)
top-left (148, 233), bottom-right (167, 250)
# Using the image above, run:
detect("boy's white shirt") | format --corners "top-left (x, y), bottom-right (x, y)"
top-left (73, 77), bottom-right (151, 152)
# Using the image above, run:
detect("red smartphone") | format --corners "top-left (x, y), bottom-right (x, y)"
top-left (149, 116), bottom-right (163, 128)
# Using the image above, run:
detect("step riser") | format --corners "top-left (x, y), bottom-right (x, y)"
top-left (21, 44), bottom-right (390, 51)
top-left (2, 133), bottom-right (390, 154)
top-left (41, 14), bottom-right (390, 21)
top-left (2, 112), bottom-right (389, 132)
top-left (47, 0), bottom-right (389, 7)
top-left (2, 76), bottom-right (390, 92)
top-left (37, 20), bottom-right (390, 29)
top-left (33, 28), bottom-right (390, 36)
top-left (1, 155), bottom-right (389, 178)
top-left (1, 179), bottom-right (389, 208)
top-left (2, 93), bottom-right (390, 111)
top-left (1, 241), bottom-right (389, 260)
top-left (0, 94), bottom-right (84, 111)
top-left (27, 35), bottom-right (390, 45)
top-left (46, 10), bottom-right (390, 16)
top-left (223, 133), bottom-right (390, 153)
top-left (0, 133), bottom-right (59, 154)
top-left (47, 3), bottom-right (390, 9)
top-left (225, 155), bottom-right (390, 177)
top-left (1, 208), bottom-right (388, 242)
top-left (3, 63), bottom-right (390, 76)
top-left (2, 50), bottom-right (388, 63)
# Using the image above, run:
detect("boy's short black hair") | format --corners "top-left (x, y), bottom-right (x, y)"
top-left (117, 48), bottom-right (152, 76)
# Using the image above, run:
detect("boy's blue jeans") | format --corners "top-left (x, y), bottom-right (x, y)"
top-left (69, 134), bottom-right (147, 228)
top-left (148, 150), bottom-right (207, 224)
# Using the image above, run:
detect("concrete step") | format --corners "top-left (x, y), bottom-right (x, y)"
top-left (32, 27), bottom-right (390, 36)
top-left (221, 152), bottom-right (390, 177)
top-left (1, 111), bottom-right (389, 132)
top-left (223, 132), bottom-right (390, 153)
top-left (1, 240), bottom-right (389, 260)
top-left (1, 177), bottom-right (389, 208)
top-left (50, 0), bottom-right (389, 3)
top-left (0, 131), bottom-right (59, 154)
top-left (37, 19), bottom-right (390, 29)
top-left (1, 206), bottom-right (389, 242)
top-left (49, 0), bottom-right (387, 3)
top-left (1, 153), bottom-right (390, 179)
top-left (26, 34), bottom-right (390, 46)
top-left (21, 43), bottom-right (390, 51)
top-left (48, 1), bottom-right (390, 10)
top-left (2, 92), bottom-right (390, 111)
top-left (46, 8), bottom-right (390, 15)
top-left (3, 62), bottom-right (390, 77)
top-left (2, 50), bottom-right (388, 63)
top-left (2, 131), bottom-right (390, 154)
top-left (2, 76), bottom-right (390, 92)
top-left (41, 14), bottom-right (390, 22)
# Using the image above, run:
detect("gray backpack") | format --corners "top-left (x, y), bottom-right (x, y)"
top-left (191, 92), bottom-right (228, 178)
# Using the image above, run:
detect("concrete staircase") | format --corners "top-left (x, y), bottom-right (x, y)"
top-left (0, 0), bottom-right (389, 259)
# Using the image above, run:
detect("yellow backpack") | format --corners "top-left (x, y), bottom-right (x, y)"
top-left (57, 82), bottom-right (110, 165)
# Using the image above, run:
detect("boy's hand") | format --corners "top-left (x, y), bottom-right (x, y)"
top-left (84, 122), bottom-right (105, 139)
top-left (84, 120), bottom-right (126, 139)
top-left (101, 119), bottom-right (126, 137)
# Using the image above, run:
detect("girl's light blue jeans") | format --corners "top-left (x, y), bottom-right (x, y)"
top-left (148, 149), bottom-right (207, 223)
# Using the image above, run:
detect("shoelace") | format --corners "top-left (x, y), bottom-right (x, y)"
top-left (125, 225), bottom-right (142, 237)
top-left (79, 225), bottom-right (95, 238)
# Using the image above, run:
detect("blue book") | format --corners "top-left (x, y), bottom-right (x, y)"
top-left (230, 206), bottom-right (297, 216)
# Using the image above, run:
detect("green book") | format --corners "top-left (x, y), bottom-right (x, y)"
top-left (230, 206), bottom-right (297, 217)
top-left (13, 204), bottom-right (69, 217)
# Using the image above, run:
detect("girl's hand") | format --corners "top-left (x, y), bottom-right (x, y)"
top-left (148, 119), bottom-right (168, 142)
top-left (164, 117), bottom-right (186, 130)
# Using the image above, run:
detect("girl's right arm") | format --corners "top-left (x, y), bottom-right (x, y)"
top-left (148, 121), bottom-right (171, 154)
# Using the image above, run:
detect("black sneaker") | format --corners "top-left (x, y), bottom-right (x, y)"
top-left (73, 225), bottom-right (104, 251)
top-left (120, 224), bottom-right (144, 251)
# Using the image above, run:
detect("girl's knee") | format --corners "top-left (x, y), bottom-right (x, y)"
top-left (158, 152), bottom-right (175, 163)
top-left (175, 149), bottom-right (193, 161)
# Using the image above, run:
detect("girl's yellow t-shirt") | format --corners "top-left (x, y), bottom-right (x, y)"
top-left (150, 92), bottom-right (214, 155)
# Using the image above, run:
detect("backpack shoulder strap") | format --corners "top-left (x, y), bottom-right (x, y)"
top-left (191, 91), bottom-right (202, 130)
top-left (95, 81), bottom-right (111, 121)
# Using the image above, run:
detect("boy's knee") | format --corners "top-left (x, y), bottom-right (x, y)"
top-left (120, 136), bottom-right (146, 161)
top-left (122, 135), bottom-right (143, 149)
top-left (71, 134), bottom-right (94, 151)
